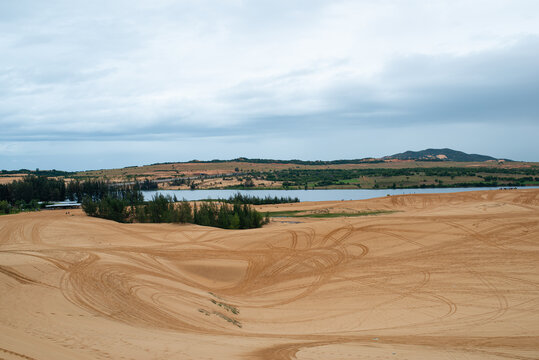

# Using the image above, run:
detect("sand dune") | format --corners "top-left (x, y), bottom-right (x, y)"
top-left (1, 189), bottom-right (538, 359)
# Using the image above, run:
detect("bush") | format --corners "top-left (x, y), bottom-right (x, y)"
top-left (81, 197), bottom-right (98, 216)
top-left (0, 200), bottom-right (11, 214)
top-left (98, 197), bottom-right (129, 223)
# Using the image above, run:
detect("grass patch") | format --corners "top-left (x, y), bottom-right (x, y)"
top-left (265, 210), bottom-right (303, 217)
top-left (267, 210), bottom-right (394, 218)
top-left (210, 298), bottom-right (240, 315)
top-left (298, 210), bottom-right (394, 218)
top-left (213, 311), bottom-right (242, 328)
top-left (198, 308), bottom-right (242, 328)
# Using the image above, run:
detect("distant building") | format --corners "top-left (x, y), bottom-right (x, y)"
top-left (43, 201), bottom-right (81, 209)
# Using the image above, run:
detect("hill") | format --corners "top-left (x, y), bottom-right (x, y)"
top-left (3, 149), bottom-right (535, 191)
top-left (385, 148), bottom-right (501, 162)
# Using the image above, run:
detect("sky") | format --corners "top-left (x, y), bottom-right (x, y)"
top-left (1, 0), bottom-right (538, 171)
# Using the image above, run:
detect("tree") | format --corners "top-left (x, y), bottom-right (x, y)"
top-left (230, 213), bottom-right (240, 229)
top-left (0, 200), bottom-right (10, 214)
top-left (82, 197), bottom-right (98, 216)
top-left (178, 201), bottom-right (193, 223)
top-left (243, 177), bottom-right (254, 187)
top-left (100, 197), bottom-right (127, 222)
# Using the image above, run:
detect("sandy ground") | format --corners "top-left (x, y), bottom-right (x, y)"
top-left (161, 177), bottom-right (280, 190)
top-left (0, 189), bottom-right (538, 359)
top-left (0, 176), bottom-right (25, 185)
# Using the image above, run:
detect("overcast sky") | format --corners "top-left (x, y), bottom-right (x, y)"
top-left (1, 0), bottom-right (538, 170)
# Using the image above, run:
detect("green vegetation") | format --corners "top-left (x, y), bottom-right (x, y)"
top-left (197, 309), bottom-right (242, 327)
top-left (0, 175), bottom-right (66, 203)
top-left (83, 193), bottom-right (269, 229)
top-left (212, 311), bottom-right (242, 328)
top-left (298, 210), bottom-right (394, 218)
top-left (0, 169), bottom-right (73, 177)
top-left (210, 299), bottom-right (239, 315)
top-left (152, 157), bottom-right (383, 166)
top-left (191, 200), bottom-right (268, 229)
top-left (0, 199), bottom-right (48, 215)
top-left (245, 167), bottom-right (539, 189)
top-left (0, 176), bottom-right (268, 229)
top-left (0, 175), bottom-right (66, 214)
top-left (66, 179), bottom-right (153, 201)
top-left (81, 193), bottom-right (142, 223)
top-left (264, 210), bottom-right (304, 217)
top-left (200, 293), bottom-right (242, 327)
top-left (136, 178), bottom-right (158, 190)
top-left (0, 200), bottom-right (10, 214)
top-left (267, 210), bottom-right (393, 218)
top-left (200, 193), bottom-right (299, 205)
top-left (387, 148), bottom-right (499, 162)
top-left (2, 163), bottom-right (538, 218)
top-left (5, 156), bottom-right (537, 193)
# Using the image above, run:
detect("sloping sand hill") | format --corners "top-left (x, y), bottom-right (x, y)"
top-left (1, 189), bottom-right (538, 359)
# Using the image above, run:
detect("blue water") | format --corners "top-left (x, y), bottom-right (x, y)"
top-left (142, 187), bottom-right (537, 202)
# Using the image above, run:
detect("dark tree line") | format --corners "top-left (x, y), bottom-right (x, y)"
top-left (0, 169), bottom-right (72, 177)
top-left (135, 179), bottom-right (158, 190)
top-left (0, 176), bottom-right (269, 228)
top-left (217, 193), bottom-right (299, 205)
top-left (66, 179), bottom-right (112, 201)
top-left (193, 201), bottom-right (268, 229)
top-left (0, 175), bottom-right (66, 214)
top-left (82, 194), bottom-right (268, 229)
top-left (66, 179), bottom-right (147, 203)
top-left (260, 167), bottom-right (539, 188)
top-left (151, 158), bottom-right (383, 166)
top-left (0, 175), bottom-right (65, 204)
top-left (170, 177), bottom-right (186, 186)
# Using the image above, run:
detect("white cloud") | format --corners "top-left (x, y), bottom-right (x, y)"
top-left (1, 0), bottom-right (539, 168)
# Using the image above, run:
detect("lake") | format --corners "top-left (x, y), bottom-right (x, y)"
top-left (142, 187), bottom-right (537, 202)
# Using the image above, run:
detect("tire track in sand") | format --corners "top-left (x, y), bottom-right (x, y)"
top-left (0, 347), bottom-right (38, 360)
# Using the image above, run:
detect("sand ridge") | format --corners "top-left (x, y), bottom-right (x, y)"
top-left (0, 189), bottom-right (538, 359)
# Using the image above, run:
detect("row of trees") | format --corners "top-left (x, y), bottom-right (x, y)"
top-left (0, 169), bottom-right (72, 177)
top-left (218, 193), bottom-right (299, 205)
top-left (1, 176), bottom-right (271, 229)
top-left (0, 199), bottom-right (43, 214)
top-left (259, 167), bottom-right (539, 188)
top-left (66, 179), bottom-right (147, 203)
top-left (82, 194), bottom-right (269, 229)
top-left (0, 175), bottom-right (66, 204)
top-left (66, 179), bottom-right (113, 201)
top-left (193, 201), bottom-right (268, 229)
top-left (136, 179), bottom-right (158, 190)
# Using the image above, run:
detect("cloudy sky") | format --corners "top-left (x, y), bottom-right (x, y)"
top-left (1, 0), bottom-right (538, 170)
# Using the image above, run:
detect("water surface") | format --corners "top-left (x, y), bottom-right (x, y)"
top-left (142, 187), bottom-right (537, 202)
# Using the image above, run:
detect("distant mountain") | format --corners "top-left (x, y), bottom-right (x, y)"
top-left (385, 148), bottom-right (502, 162)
